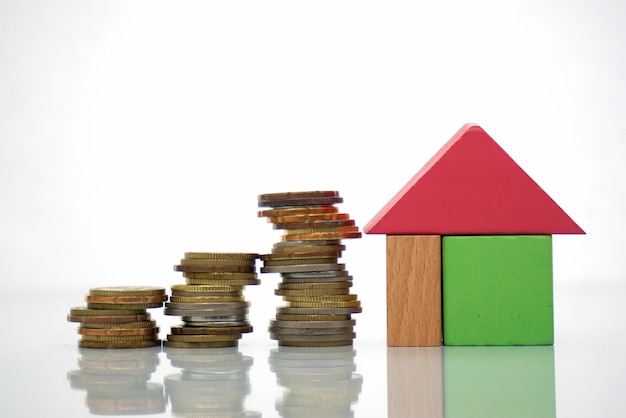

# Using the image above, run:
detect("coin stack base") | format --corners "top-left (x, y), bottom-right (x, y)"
top-left (258, 191), bottom-right (362, 347)
top-left (67, 286), bottom-right (167, 349)
top-left (165, 253), bottom-right (260, 348)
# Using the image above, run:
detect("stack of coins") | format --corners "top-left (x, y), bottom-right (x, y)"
top-left (164, 347), bottom-right (260, 417)
top-left (67, 286), bottom-right (167, 349)
top-left (67, 346), bottom-right (166, 415)
top-left (257, 191), bottom-right (362, 347)
top-left (164, 252), bottom-right (260, 348)
top-left (269, 345), bottom-right (363, 417)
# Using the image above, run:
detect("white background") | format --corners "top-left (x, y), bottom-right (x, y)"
top-left (1, 0), bottom-right (625, 337)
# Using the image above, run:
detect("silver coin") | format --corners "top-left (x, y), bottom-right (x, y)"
top-left (281, 275), bottom-right (354, 284)
top-left (261, 263), bottom-right (345, 274)
top-left (280, 270), bottom-right (350, 279)
top-left (270, 332), bottom-right (355, 341)
top-left (182, 316), bottom-right (248, 324)
top-left (277, 307), bottom-right (362, 315)
top-left (269, 326), bottom-right (354, 336)
top-left (270, 319), bottom-right (355, 329)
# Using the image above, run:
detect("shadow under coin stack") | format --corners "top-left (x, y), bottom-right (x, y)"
top-left (67, 286), bottom-right (167, 348)
top-left (67, 346), bottom-right (166, 415)
top-left (164, 252), bottom-right (260, 348)
top-left (257, 191), bottom-right (362, 347)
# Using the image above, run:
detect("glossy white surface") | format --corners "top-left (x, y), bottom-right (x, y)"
top-left (1, 281), bottom-right (624, 417)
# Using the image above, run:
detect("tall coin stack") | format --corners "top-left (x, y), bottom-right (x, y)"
top-left (257, 191), bottom-right (362, 347)
top-left (164, 252), bottom-right (260, 348)
top-left (67, 286), bottom-right (167, 349)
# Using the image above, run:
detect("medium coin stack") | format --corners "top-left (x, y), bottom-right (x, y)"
top-left (67, 286), bottom-right (167, 349)
top-left (164, 252), bottom-right (260, 348)
top-left (67, 346), bottom-right (166, 415)
top-left (257, 191), bottom-right (363, 347)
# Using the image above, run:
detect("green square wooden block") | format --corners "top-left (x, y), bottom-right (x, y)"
top-left (442, 235), bottom-right (553, 346)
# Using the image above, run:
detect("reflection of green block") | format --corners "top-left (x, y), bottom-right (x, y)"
top-left (442, 235), bottom-right (553, 345)
top-left (444, 346), bottom-right (556, 418)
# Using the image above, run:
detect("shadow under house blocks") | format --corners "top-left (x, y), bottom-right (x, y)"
top-left (364, 123), bottom-right (585, 347)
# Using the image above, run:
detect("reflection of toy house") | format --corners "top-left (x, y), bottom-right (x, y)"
top-left (365, 123), bottom-right (584, 347)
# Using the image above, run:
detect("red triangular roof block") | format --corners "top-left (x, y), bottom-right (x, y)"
top-left (365, 123), bottom-right (585, 235)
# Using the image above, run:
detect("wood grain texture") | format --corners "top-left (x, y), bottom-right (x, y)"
top-left (364, 123), bottom-right (585, 235)
top-left (386, 235), bottom-right (441, 346)
top-left (388, 347), bottom-right (443, 418)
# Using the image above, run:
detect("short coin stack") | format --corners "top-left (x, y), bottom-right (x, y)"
top-left (67, 286), bottom-right (167, 349)
top-left (164, 252), bottom-right (260, 348)
top-left (257, 191), bottom-right (362, 347)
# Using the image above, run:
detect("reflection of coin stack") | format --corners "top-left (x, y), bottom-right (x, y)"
top-left (257, 191), bottom-right (362, 347)
top-left (164, 347), bottom-right (260, 417)
top-left (66, 286), bottom-right (166, 348)
top-left (164, 252), bottom-right (260, 348)
top-left (269, 346), bottom-right (363, 417)
top-left (67, 346), bottom-right (166, 415)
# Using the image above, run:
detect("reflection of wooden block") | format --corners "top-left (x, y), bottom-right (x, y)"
top-left (387, 235), bottom-right (441, 346)
top-left (387, 347), bottom-right (443, 418)
top-left (443, 235), bottom-right (553, 345)
top-left (444, 346), bottom-right (556, 418)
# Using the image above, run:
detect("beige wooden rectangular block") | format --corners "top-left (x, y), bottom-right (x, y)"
top-left (386, 235), bottom-right (441, 346)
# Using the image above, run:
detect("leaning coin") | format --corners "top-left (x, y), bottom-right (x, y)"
top-left (258, 196), bottom-right (343, 208)
top-left (266, 212), bottom-right (349, 224)
top-left (282, 232), bottom-right (362, 241)
top-left (273, 219), bottom-right (355, 230)
top-left (258, 205), bottom-right (339, 217)
top-left (258, 191), bottom-right (340, 201)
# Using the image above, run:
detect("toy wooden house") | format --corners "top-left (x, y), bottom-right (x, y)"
top-left (364, 123), bottom-right (584, 347)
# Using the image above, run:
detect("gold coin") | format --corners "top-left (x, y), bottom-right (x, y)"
top-left (174, 264), bottom-right (255, 273)
top-left (184, 252), bottom-right (259, 260)
top-left (275, 313), bottom-right (351, 321)
top-left (282, 232), bottom-right (362, 241)
top-left (273, 219), bottom-right (355, 230)
top-left (282, 294), bottom-right (357, 302)
top-left (167, 334), bottom-right (241, 343)
top-left (67, 314), bottom-right (151, 324)
top-left (275, 288), bottom-right (350, 296)
top-left (81, 334), bottom-right (159, 342)
top-left (258, 190), bottom-right (340, 201)
top-left (68, 307), bottom-right (147, 317)
top-left (171, 284), bottom-right (244, 293)
top-left (258, 206), bottom-right (339, 218)
top-left (266, 213), bottom-right (350, 224)
top-left (78, 340), bottom-right (161, 349)
top-left (261, 250), bottom-right (342, 260)
top-left (89, 286), bottom-right (166, 297)
top-left (284, 226), bottom-right (360, 235)
top-left (278, 282), bottom-right (352, 289)
top-left (263, 257), bottom-right (337, 266)
top-left (86, 302), bottom-right (164, 310)
top-left (78, 327), bottom-right (159, 336)
top-left (85, 294), bottom-right (168, 304)
top-left (182, 272), bottom-right (257, 280)
top-left (179, 258), bottom-right (256, 266)
top-left (78, 320), bottom-right (157, 329)
top-left (162, 340), bottom-right (237, 349)
top-left (278, 340), bottom-right (353, 347)
top-left (169, 295), bottom-right (245, 303)
top-left (186, 278), bottom-right (260, 286)
top-left (286, 300), bottom-right (361, 308)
